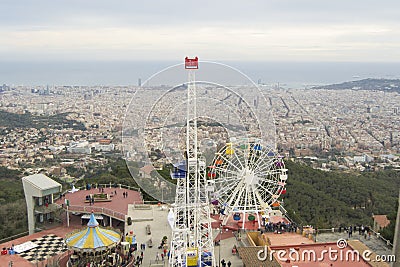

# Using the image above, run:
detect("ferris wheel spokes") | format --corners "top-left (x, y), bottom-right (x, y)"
top-left (210, 139), bottom-right (288, 229)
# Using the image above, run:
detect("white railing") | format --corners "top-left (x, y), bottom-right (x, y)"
top-left (55, 183), bottom-right (146, 221)
top-left (315, 227), bottom-right (393, 249)
top-left (371, 229), bottom-right (393, 248)
top-left (57, 183), bottom-right (142, 201)
top-left (0, 231), bottom-right (29, 244)
top-left (65, 205), bottom-right (126, 220)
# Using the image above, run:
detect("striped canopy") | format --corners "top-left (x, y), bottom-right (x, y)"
top-left (65, 213), bottom-right (121, 252)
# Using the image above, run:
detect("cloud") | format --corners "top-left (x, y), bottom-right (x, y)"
top-left (0, 0), bottom-right (400, 61)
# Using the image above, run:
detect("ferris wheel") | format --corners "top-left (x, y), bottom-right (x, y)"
top-left (209, 139), bottom-right (288, 228)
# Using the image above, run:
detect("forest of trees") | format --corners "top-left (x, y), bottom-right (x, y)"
top-left (0, 167), bottom-right (28, 240)
top-left (283, 160), bottom-right (399, 241)
top-left (0, 158), bottom-right (398, 242)
top-left (0, 110), bottom-right (86, 130)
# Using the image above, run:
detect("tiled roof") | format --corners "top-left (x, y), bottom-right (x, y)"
top-left (22, 173), bottom-right (61, 190)
top-left (348, 240), bottom-right (390, 267)
top-left (140, 165), bottom-right (155, 174)
top-left (238, 246), bottom-right (281, 267)
top-left (373, 215), bottom-right (390, 228)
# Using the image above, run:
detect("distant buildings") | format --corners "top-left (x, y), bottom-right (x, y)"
top-left (67, 140), bottom-right (115, 154)
top-left (0, 85), bottom-right (398, 172)
top-left (67, 141), bottom-right (92, 154)
top-left (353, 154), bottom-right (374, 163)
top-left (95, 139), bottom-right (115, 152)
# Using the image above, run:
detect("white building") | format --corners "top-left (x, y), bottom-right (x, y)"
top-left (94, 143), bottom-right (115, 152)
top-left (67, 141), bottom-right (92, 154)
top-left (22, 174), bottom-right (62, 234)
top-left (353, 154), bottom-right (374, 163)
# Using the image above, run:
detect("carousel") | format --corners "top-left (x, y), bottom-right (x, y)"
top-left (65, 212), bottom-right (122, 266)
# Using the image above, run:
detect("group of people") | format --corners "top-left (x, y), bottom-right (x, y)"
top-left (155, 237), bottom-right (169, 263)
top-left (68, 246), bottom-right (131, 267)
top-left (87, 195), bottom-right (95, 205)
top-left (126, 245), bottom-right (144, 266)
top-left (220, 259), bottom-right (232, 267)
top-left (263, 221), bottom-right (297, 233)
top-left (126, 238), bottom-right (169, 266)
top-left (134, 251), bottom-right (144, 266)
top-left (339, 225), bottom-right (372, 239)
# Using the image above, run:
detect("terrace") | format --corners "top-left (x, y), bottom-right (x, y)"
top-left (0, 184), bottom-right (143, 267)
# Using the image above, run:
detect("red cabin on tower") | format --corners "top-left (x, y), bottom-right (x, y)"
top-left (185, 57), bottom-right (198, 69)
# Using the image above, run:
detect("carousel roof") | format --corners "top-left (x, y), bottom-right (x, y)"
top-left (65, 213), bottom-right (121, 251)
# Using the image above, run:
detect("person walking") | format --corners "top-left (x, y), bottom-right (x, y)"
top-left (156, 252), bottom-right (160, 262)
top-left (227, 261), bottom-right (231, 267)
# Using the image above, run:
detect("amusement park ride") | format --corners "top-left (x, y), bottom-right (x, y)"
top-left (210, 140), bottom-right (288, 229)
top-left (168, 57), bottom-right (288, 267)
top-left (169, 57), bottom-right (215, 267)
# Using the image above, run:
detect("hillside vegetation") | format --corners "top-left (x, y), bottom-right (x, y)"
top-left (312, 78), bottom-right (400, 93)
top-left (0, 159), bottom-right (397, 242)
top-left (0, 167), bottom-right (28, 240)
top-left (283, 160), bottom-right (399, 241)
top-left (0, 110), bottom-right (86, 130)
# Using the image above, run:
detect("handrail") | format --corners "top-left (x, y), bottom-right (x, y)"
top-left (314, 227), bottom-right (393, 249)
top-left (64, 205), bottom-right (126, 220)
top-left (132, 200), bottom-right (167, 205)
top-left (56, 183), bottom-right (141, 202)
top-left (55, 183), bottom-right (146, 221)
top-left (278, 205), bottom-right (299, 225)
top-left (371, 229), bottom-right (393, 248)
top-left (0, 231), bottom-right (29, 244)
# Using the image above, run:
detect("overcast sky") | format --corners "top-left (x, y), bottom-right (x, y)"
top-left (1, 0), bottom-right (400, 62)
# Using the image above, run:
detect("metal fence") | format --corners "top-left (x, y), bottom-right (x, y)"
top-left (314, 227), bottom-right (393, 249)
top-left (65, 205), bottom-right (126, 220)
top-left (54, 183), bottom-right (146, 221)
top-left (0, 231), bottom-right (29, 244)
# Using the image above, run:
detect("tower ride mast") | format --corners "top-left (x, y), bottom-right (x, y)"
top-left (170, 57), bottom-right (215, 267)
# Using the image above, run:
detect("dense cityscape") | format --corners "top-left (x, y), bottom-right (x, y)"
top-left (1, 81), bottom-right (399, 177)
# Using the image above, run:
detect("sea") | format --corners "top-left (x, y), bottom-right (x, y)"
top-left (1, 61), bottom-right (400, 88)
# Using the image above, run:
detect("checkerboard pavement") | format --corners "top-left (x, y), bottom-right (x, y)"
top-left (17, 234), bottom-right (68, 263)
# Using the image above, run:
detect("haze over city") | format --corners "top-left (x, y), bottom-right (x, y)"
top-left (1, 0), bottom-right (400, 85)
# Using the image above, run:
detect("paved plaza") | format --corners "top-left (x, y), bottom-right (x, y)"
top-left (316, 230), bottom-right (393, 256)
top-left (126, 204), bottom-right (243, 266)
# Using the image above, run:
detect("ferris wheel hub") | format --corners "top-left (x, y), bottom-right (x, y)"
top-left (242, 167), bottom-right (258, 186)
